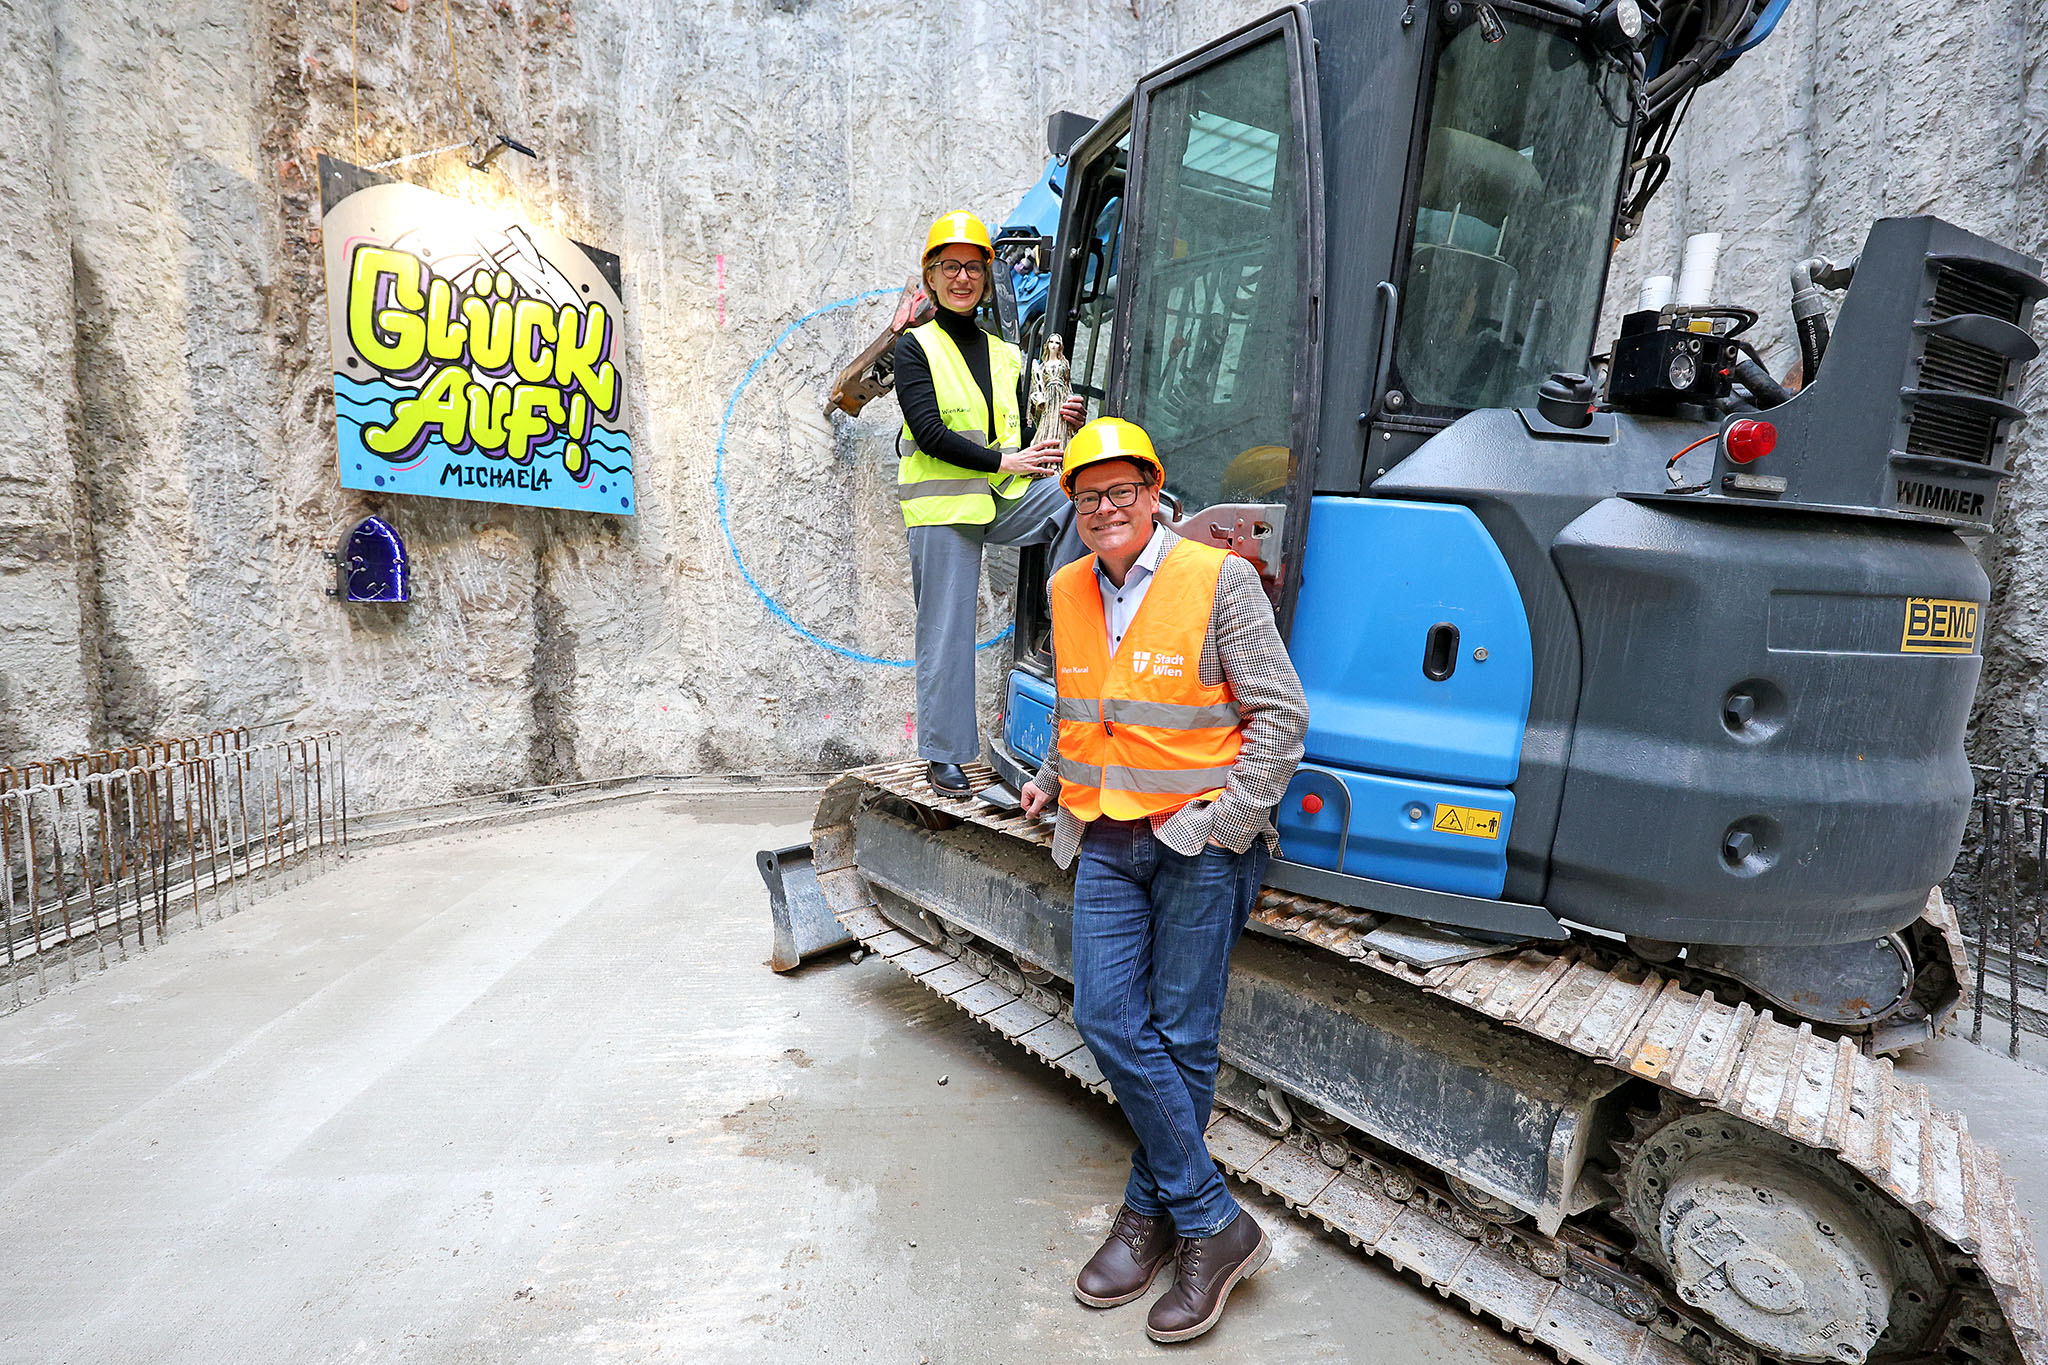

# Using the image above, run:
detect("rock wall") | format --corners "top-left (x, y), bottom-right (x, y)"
top-left (0, 0), bottom-right (1265, 807)
top-left (1601, 0), bottom-right (2048, 765)
top-left (0, 0), bottom-right (98, 761)
top-left (12, 0), bottom-right (2048, 805)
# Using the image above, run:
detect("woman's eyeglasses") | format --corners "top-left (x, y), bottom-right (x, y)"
top-left (930, 259), bottom-right (989, 280)
top-left (1072, 482), bottom-right (1146, 515)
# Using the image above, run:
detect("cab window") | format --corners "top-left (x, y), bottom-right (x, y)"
top-left (1391, 20), bottom-right (1630, 414)
top-left (1066, 136), bottom-right (1128, 419)
top-left (1123, 34), bottom-right (1307, 515)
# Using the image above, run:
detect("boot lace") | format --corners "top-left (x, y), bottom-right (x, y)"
top-left (1113, 1208), bottom-right (1157, 1251)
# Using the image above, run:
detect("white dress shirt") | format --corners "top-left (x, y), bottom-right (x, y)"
top-left (1096, 522), bottom-right (1176, 655)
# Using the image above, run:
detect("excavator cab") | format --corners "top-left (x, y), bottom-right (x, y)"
top-left (995, 0), bottom-right (1635, 816)
top-left (1024, 2), bottom-right (1635, 594)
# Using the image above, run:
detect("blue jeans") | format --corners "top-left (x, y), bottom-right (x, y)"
top-left (1070, 816), bottom-right (1269, 1237)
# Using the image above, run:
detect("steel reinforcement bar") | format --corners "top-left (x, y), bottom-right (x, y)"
top-left (0, 730), bottom-right (346, 1011)
top-left (1947, 765), bottom-right (2048, 1058)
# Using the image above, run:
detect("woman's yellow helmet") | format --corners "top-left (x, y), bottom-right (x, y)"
top-left (922, 210), bottom-right (994, 262)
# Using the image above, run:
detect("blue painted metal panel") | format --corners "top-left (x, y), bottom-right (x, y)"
top-left (998, 157), bottom-right (1066, 240)
top-left (1275, 762), bottom-right (1517, 899)
top-left (1291, 498), bottom-right (1534, 786)
top-left (999, 156), bottom-right (1065, 330)
top-left (1004, 670), bottom-right (1057, 771)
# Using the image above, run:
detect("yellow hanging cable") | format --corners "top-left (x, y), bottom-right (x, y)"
top-left (350, 0), bottom-right (362, 163)
top-left (440, 0), bottom-right (479, 143)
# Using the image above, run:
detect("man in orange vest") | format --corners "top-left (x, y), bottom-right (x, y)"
top-left (1019, 418), bottom-right (1307, 1344)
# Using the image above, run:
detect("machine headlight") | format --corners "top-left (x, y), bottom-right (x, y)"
top-left (1594, 0), bottom-right (1647, 50)
top-left (1667, 350), bottom-right (1698, 390)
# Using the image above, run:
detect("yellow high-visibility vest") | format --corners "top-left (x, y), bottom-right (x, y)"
top-left (1050, 536), bottom-right (1245, 822)
top-left (898, 320), bottom-right (1026, 527)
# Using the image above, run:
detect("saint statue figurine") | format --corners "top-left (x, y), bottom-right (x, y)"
top-left (1028, 334), bottom-right (1074, 460)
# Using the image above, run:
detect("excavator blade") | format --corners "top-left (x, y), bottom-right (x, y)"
top-left (758, 841), bottom-right (850, 972)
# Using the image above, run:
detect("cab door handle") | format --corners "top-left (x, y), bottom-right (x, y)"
top-left (1423, 622), bottom-right (1460, 681)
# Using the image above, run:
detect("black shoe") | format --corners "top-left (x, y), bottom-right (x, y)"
top-left (926, 762), bottom-right (973, 797)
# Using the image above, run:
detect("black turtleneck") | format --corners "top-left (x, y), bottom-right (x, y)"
top-left (893, 305), bottom-right (1034, 474)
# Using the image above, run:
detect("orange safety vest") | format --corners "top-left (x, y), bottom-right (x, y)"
top-left (1050, 536), bottom-right (1245, 822)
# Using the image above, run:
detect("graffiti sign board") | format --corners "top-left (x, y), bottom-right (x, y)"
top-left (319, 156), bottom-right (634, 515)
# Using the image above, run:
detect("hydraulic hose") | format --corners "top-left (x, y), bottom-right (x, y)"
top-left (1795, 311), bottom-right (1830, 383)
top-left (1731, 346), bottom-right (1791, 408)
top-left (1789, 254), bottom-right (1857, 383)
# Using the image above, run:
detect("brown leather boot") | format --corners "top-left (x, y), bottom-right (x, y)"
top-left (1145, 1210), bottom-right (1269, 1342)
top-left (1074, 1205), bottom-right (1177, 1308)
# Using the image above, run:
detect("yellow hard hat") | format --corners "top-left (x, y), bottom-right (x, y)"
top-left (1218, 444), bottom-right (1289, 502)
top-left (1062, 417), bottom-right (1164, 496)
top-left (923, 210), bottom-right (994, 262)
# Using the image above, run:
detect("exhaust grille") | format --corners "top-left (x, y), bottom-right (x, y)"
top-left (1905, 402), bottom-right (2002, 466)
top-left (1921, 333), bottom-right (2012, 398)
top-left (1932, 263), bottom-right (2027, 325)
top-left (1905, 262), bottom-right (2027, 467)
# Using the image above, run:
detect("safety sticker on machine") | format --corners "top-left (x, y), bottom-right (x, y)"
top-left (1432, 804), bottom-right (1503, 839)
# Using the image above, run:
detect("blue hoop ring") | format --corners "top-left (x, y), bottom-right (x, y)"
top-left (714, 288), bottom-right (1015, 667)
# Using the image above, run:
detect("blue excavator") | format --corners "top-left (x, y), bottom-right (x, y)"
top-left (771, 3), bottom-right (2048, 1361)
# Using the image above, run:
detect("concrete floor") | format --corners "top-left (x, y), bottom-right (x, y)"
top-left (0, 795), bottom-right (1550, 1364)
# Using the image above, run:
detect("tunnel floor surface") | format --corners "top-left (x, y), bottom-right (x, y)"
top-left (0, 793), bottom-right (1579, 1364)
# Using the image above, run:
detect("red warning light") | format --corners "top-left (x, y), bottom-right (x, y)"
top-left (1302, 793), bottom-right (1324, 815)
top-left (1725, 419), bottom-right (1777, 465)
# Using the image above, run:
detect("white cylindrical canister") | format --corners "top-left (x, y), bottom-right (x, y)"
top-left (1675, 232), bottom-right (1722, 307)
top-left (1637, 275), bottom-right (1675, 312)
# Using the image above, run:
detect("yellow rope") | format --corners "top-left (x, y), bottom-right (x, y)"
top-left (350, 0), bottom-right (362, 162)
top-left (440, 0), bottom-right (479, 141)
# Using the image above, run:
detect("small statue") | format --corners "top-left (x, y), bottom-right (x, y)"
top-left (1028, 334), bottom-right (1074, 454)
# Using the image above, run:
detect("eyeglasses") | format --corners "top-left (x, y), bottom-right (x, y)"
top-left (930, 259), bottom-right (989, 280)
top-left (1072, 481), bottom-right (1148, 514)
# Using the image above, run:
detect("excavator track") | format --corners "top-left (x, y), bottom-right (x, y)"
top-left (805, 760), bottom-right (2046, 1365)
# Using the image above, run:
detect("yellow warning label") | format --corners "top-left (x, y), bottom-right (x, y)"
top-left (1432, 803), bottom-right (1503, 840)
top-left (1900, 597), bottom-right (1980, 654)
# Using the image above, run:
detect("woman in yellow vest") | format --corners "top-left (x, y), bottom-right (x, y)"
top-left (895, 210), bottom-right (1085, 796)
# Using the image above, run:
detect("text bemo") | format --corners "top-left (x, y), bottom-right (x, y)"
top-left (1901, 596), bottom-right (1980, 654)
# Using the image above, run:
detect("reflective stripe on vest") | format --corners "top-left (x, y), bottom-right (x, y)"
top-left (1052, 697), bottom-right (1243, 730)
top-left (1050, 535), bottom-right (1244, 823)
top-left (897, 320), bottom-right (1026, 528)
top-left (1057, 757), bottom-right (1239, 794)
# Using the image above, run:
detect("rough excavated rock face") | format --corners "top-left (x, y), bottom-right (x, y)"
top-left (1601, 0), bottom-right (2048, 769)
top-left (9, 0), bottom-right (2044, 804)
top-left (0, 0), bottom-right (1268, 807)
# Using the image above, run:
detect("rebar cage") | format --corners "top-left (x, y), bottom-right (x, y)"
top-left (0, 728), bottom-right (347, 1012)
top-left (1943, 763), bottom-right (2048, 1058)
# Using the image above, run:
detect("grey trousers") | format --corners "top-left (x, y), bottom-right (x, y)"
top-left (907, 475), bottom-right (1083, 765)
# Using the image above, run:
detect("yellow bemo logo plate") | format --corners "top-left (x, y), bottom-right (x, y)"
top-left (1901, 597), bottom-right (1981, 654)
top-left (1433, 803), bottom-right (1502, 840)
